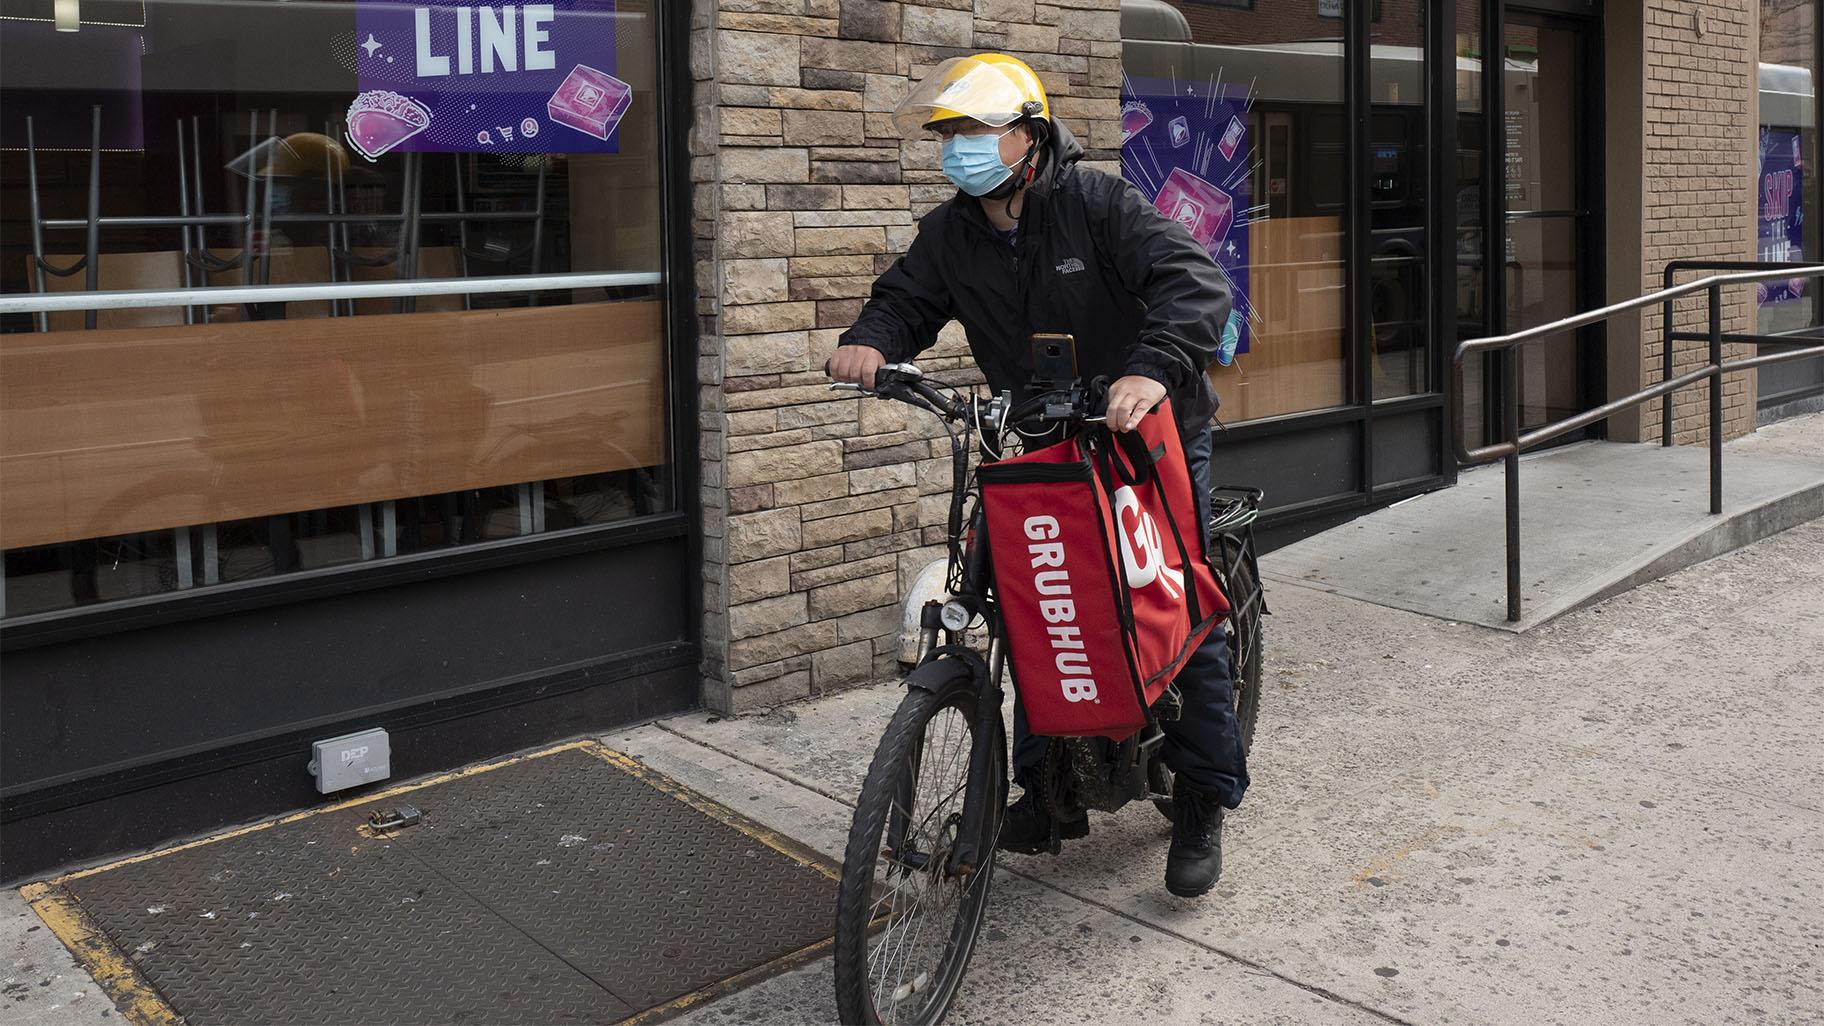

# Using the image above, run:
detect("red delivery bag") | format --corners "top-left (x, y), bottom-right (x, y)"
top-left (977, 400), bottom-right (1230, 739)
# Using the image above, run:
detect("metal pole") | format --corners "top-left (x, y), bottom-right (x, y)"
top-left (1708, 283), bottom-right (1723, 515)
top-left (324, 120), bottom-right (341, 317)
top-left (259, 109), bottom-right (277, 288)
top-left (242, 111), bottom-right (257, 288)
top-left (528, 160), bottom-right (547, 305)
top-left (176, 121), bottom-right (197, 325)
top-left (83, 107), bottom-right (102, 330)
top-left (393, 151), bottom-right (415, 314)
top-left (192, 116), bottom-right (213, 324)
top-left (453, 155), bottom-right (474, 311)
top-left (24, 117), bottom-right (50, 333)
top-left (0, 270), bottom-right (665, 315)
top-left (1661, 268), bottom-right (1675, 446)
top-left (1504, 347), bottom-right (1522, 623)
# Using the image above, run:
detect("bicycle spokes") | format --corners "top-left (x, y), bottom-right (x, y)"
top-left (865, 704), bottom-right (978, 1023)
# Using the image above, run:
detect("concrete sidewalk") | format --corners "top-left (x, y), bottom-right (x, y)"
top-left (615, 518), bottom-right (1824, 1026)
top-left (1261, 412), bottom-right (1824, 631)
top-left (10, 521), bottom-right (1819, 1025)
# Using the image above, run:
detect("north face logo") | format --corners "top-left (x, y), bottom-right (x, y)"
top-left (1055, 257), bottom-right (1085, 275)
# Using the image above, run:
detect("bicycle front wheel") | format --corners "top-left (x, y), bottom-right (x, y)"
top-left (834, 668), bottom-right (1004, 1026)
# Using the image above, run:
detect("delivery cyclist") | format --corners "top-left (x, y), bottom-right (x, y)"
top-left (825, 53), bottom-right (1248, 898)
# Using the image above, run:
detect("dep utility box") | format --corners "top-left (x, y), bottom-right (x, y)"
top-left (309, 728), bottom-right (391, 794)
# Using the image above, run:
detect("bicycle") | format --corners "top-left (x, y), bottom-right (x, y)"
top-left (829, 363), bottom-right (1267, 1025)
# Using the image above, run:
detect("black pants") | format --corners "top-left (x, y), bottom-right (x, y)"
top-left (1011, 429), bottom-right (1251, 809)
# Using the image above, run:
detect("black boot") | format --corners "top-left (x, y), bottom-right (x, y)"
top-left (1165, 784), bottom-right (1224, 897)
top-left (997, 789), bottom-right (1087, 855)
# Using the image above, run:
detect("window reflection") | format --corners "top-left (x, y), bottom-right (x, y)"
top-left (1756, 0), bottom-right (1823, 404)
top-left (0, 0), bottom-right (670, 617)
top-left (1122, 0), bottom-right (1349, 422)
top-left (1368, 4), bottom-right (1430, 401)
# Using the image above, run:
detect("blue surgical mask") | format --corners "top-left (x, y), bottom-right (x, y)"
top-left (942, 132), bottom-right (1015, 197)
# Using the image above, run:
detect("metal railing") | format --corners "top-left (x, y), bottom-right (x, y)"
top-left (1453, 262), bottom-right (1824, 623)
top-left (0, 271), bottom-right (663, 318)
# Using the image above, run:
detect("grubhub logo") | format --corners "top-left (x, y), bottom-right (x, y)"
top-left (1024, 515), bottom-right (1100, 704)
top-left (1113, 486), bottom-right (1184, 599)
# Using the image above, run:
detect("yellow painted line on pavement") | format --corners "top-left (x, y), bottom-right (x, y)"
top-left (585, 741), bottom-right (843, 882)
top-left (17, 882), bottom-right (182, 1026)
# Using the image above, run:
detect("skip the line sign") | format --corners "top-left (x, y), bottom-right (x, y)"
top-left (348, 0), bottom-right (629, 159)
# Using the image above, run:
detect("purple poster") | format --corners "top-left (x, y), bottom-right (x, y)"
top-left (1119, 76), bottom-right (1254, 364)
top-left (1757, 127), bottom-right (1806, 309)
top-left (348, 0), bottom-right (626, 159)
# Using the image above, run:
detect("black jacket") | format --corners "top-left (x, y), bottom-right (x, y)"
top-left (839, 121), bottom-right (1231, 437)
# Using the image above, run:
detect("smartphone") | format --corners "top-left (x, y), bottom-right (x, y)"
top-left (1030, 333), bottom-right (1077, 387)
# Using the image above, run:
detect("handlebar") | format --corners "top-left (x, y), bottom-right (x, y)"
top-left (830, 363), bottom-right (969, 417)
top-left (830, 363), bottom-right (1103, 435)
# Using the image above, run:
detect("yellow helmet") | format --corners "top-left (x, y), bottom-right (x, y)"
top-left (893, 53), bottom-right (1051, 140)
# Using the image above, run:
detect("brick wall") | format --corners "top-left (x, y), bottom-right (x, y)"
top-left (1637, 0), bottom-right (1761, 444)
top-left (692, 0), bottom-right (1126, 710)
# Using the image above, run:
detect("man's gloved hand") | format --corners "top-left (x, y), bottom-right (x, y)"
top-left (1106, 374), bottom-right (1167, 432)
top-left (827, 345), bottom-right (887, 391)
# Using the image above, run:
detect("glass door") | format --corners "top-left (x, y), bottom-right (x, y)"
top-left (1499, 9), bottom-right (1603, 438)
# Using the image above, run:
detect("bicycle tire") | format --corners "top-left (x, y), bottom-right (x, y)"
top-left (1222, 533), bottom-right (1265, 754)
top-left (1152, 534), bottom-right (1265, 821)
top-left (834, 668), bottom-right (1004, 1026)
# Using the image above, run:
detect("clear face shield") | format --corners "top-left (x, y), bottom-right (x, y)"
top-left (891, 56), bottom-right (1030, 142)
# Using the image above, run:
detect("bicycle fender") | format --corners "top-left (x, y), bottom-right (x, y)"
top-left (904, 647), bottom-right (985, 694)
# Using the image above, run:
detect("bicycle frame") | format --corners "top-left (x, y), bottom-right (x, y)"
top-left (911, 439), bottom-right (1006, 880)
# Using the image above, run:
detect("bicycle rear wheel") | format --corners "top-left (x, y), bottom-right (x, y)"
top-left (1153, 533), bottom-right (1265, 821)
top-left (1222, 533), bottom-right (1265, 754)
top-left (834, 668), bottom-right (1004, 1026)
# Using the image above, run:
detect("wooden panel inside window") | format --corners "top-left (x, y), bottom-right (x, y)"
top-left (1, 301), bottom-right (665, 550)
top-left (35, 252), bottom-right (187, 332)
top-left (1208, 215), bottom-right (1348, 421)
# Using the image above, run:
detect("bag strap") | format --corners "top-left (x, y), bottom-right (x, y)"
top-left (1105, 428), bottom-right (1156, 488)
top-left (1094, 422), bottom-right (1205, 630)
top-left (1148, 472), bottom-right (1204, 629)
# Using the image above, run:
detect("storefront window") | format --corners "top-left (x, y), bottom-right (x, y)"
top-left (1455, 2), bottom-right (1489, 443)
top-left (1122, 0), bottom-right (1348, 423)
top-left (0, 0), bottom-right (671, 616)
top-left (1758, 0), bottom-right (1818, 336)
top-left (1369, 0), bottom-right (1429, 400)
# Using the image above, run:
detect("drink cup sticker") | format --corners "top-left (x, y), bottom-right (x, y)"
top-left (1216, 311), bottom-right (1243, 366)
top-left (346, 90), bottom-right (432, 160)
top-left (548, 64), bottom-right (633, 141)
top-left (1152, 167), bottom-right (1234, 251)
top-left (1217, 116), bottom-right (1245, 161)
top-left (1168, 116), bottom-right (1190, 148)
